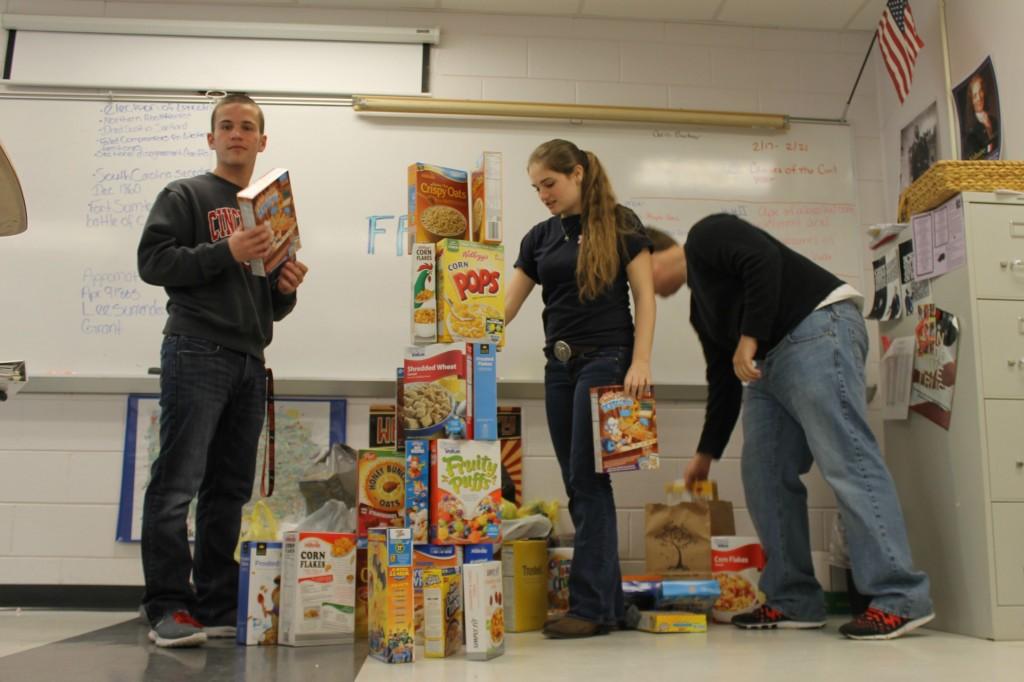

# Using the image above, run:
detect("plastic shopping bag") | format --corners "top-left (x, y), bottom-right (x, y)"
top-left (233, 499), bottom-right (280, 563)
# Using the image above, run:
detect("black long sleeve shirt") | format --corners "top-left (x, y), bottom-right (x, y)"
top-left (686, 214), bottom-right (842, 458)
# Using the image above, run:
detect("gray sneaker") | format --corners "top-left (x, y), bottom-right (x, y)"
top-left (148, 611), bottom-right (207, 648)
top-left (203, 624), bottom-right (237, 639)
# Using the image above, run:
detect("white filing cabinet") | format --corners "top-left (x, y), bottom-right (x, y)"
top-left (883, 192), bottom-right (1024, 640)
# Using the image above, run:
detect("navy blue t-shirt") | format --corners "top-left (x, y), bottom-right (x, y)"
top-left (514, 205), bottom-right (652, 353)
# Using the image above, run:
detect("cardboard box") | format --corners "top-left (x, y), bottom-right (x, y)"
top-left (236, 167), bottom-right (301, 277)
top-left (368, 404), bottom-right (396, 449)
top-left (367, 528), bottom-right (415, 663)
top-left (636, 611), bottom-right (707, 634)
top-left (464, 544), bottom-right (496, 564)
top-left (404, 441), bottom-right (431, 544)
top-left (430, 439), bottom-right (502, 544)
top-left (711, 536), bottom-right (766, 623)
top-left (408, 163), bottom-right (469, 250)
top-left (411, 242), bottom-right (437, 345)
top-left (357, 449), bottom-right (406, 537)
top-left (471, 151), bottom-right (503, 244)
top-left (395, 368), bottom-right (406, 452)
top-left (590, 385), bottom-right (659, 473)
top-left (498, 406), bottom-right (523, 505)
top-left (655, 579), bottom-right (720, 614)
top-left (412, 544), bottom-right (459, 645)
top-left (423, 567), bottom-right (463, 658)
top-left (547, 548), bottom-right (573, 616)
top-left (237, 541), bottom-right (282, 646)
top-left (403, 343), bottom-right (470, 440)
top-left (278, 531), bottom-right (357, 646)
top-left (501, 540), bottom-right (548, 632)
top-left (470, 343), bottom-right (498, 441)
top-left (435, 239), bottom-right (505, 347)
top-left (355, 542), bottom-right (368, 639)
top-left (463, 561), bottom-right (505, 661)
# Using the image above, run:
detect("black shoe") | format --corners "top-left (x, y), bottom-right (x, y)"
top-left (731, 605), bottom-right (826, 630)
top-left (839, 608), bottom-right (935, 640)
top-left (542, 616), bottom-right (610, 639)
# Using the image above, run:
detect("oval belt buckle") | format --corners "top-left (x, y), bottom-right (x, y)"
top-left (553, 340), bottom-right (572, 363)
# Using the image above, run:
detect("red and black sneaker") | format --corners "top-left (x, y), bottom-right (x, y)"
top-left (731, 605), bottom-right (826, 630)
top-left (839, 607), bottom-right (935, 640)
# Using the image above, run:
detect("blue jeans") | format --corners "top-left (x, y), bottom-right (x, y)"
top-left (741, 301), bottom-right (932, 620)
top-left (544, 346), bottom-right (629, 626)
top-left (141, 334), bottom-right (267, 626)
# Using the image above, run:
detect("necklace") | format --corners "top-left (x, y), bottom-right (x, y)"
top-left (559, 217), bottom-right (582, 244)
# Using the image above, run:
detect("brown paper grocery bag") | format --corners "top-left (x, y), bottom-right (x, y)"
top-left (644, 501), bottom-right (735, 578)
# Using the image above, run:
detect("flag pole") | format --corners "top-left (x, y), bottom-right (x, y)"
top-left (841, 31), bottom-right (878, 122)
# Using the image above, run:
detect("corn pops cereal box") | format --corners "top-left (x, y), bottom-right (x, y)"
top-left (408, 163), bottom-right (469, 250)
top-left (471, 152), bottom-right (503, 244)
top-left (711, 536), bottom-right (766, 624)
top-left (463, 561), bottom-right (505, 661)
top-left (430, 439), bottom-right (502, 545)
top-left (357, 449), bottom-right (406, 537)
top-left (590, 385), bottom-right (659, 473)
top-left (367, 528), bottom-right (415, 664)
top-left (436, 239), bottom-right (505, 347)
top-left (423, 567), bottom-right (463, 658)
top-left (278, 531), bottom-right (357, 646)
top-left (411, 242), bottom-right (437, 345)
top-left (237, 541), bottom-right (282, 646)
top-left (412, 544), bottom-right (458, 645)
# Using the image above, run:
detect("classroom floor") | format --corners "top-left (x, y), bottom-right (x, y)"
top-left (2, 609), bottom-right (1023, 682)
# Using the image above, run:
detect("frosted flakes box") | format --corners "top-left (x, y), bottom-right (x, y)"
top-left (412, 544), bottom-right (458, 645)
top-left (237, 541), bottom-right (282, 646)
top-left (463, 560), bottom-right (505, 661)
top-left (423, 567), bottom-right (463, 658)
top-left (278, 531), bottom-right (357, 646)
top-left (357, 449), bottom-right (406, 537)
top-left (435, 239), bottom-right (505, 347)
top-left (711, 536), bottom-right (767, 624)
top-left (367, 527), bottom-right (415, 664)
top-left (590, 385), bottom-right (659, 473)
top-left (408, 163), bottom-right (469, 250)
top-left (430, 439), bottom-right (502, 545)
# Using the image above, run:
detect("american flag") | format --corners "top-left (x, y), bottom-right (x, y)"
top-left (878, 0), bottom-right (925, 103)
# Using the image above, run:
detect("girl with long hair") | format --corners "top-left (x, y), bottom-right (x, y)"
top-left (506, 139), bottom-right (655, 638)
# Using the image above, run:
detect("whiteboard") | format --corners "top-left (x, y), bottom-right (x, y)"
top-left (0, 98), bottom-right (862, 385)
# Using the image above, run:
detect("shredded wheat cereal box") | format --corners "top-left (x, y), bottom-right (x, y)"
top-left (403, 344), bottom-right (469, 440)
top-left (367, 527), bottom-right (415, 663)
top-left (435, 239), bottom-right (505, 347)
top-left (711, 536), bottom-right (766, 624)
top-left (278, 531), bottom-right (356, 646)
top-left (408, 163), bottom-right (469, 250)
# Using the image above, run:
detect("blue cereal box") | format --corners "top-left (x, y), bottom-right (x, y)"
top-left (470, 343), bottom-right (497, 440)
top-left (405, 440), bottom-right (431, 544)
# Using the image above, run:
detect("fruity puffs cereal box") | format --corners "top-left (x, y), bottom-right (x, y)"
top-left (430, 439), bottom-right (502, 545)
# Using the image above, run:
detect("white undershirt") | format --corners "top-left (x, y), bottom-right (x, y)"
top-left (816, 284), bottom-right (864, 312)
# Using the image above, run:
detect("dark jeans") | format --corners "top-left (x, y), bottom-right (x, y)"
top-left (544, 346), bottom-right (629, 626)
top-left (141, 334), bottom-right (266, 626)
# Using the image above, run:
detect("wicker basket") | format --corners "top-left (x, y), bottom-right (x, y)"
top-left (898, 160), bottom-right (1024, 221)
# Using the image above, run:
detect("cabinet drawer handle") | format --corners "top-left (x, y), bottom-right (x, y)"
top-left (1009, 359), bottom-right (1024, 367)
top-left (1017, 461), bottom-right (1024, 468)
top-left (999, 259), bottom-right (1023, 269)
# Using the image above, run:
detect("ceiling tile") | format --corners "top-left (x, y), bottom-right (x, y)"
top-left (441, 0), bottom-right (579, 15)
top-left (581, 0), bottom-right (721, 22)
top-left (717, 0), bottom-right (867, 30)
top-left (847, 0), bottom-right (883, 30)
top-left (300, 0), bottom-right (437, 8)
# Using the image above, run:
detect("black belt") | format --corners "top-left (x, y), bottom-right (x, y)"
top-left (547, 340), bottom-right (599, 363)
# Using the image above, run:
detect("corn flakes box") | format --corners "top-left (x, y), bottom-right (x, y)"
top-left (463, 561), bottom-right (505, 661)
top-left (471, 151), bottom-right (503, 245)
top-left (411, 243), bottom-right (437, 345)
top-left (408, 163), bottom-right (469, 251)
top-left (430, 439), bottom-right (502, 545)
top-left (711, 536), bottom-right (767, 624)
top-left (278, 531), bottom-right (357, 646)
top-left (501, 540), bottom-right (548, 632)
top-left (237, 541), bottom-right (282, 646)
top-left (436, 239), bottom-right (505, 347)
top-left (405, 441), bottom-right (431, 544)
top-left (357, 449), bottom-right (406, 537)
top-left (637, 611), bottom-right (707, 634)
top-left (590, 385), bottom-right (659, 473)
top-left (423, 567), bottom-right (463, 658)
top-left (412, 544), bottom-right (458, 645)
top-left (367, 527), bottom-right (415, 664)
top-left (403, 344), bottom-right (469, 441)
top-left (547, 548), bottom-right (573, 616)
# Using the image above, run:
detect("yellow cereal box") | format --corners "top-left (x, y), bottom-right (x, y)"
top-left (436, 239), bottom-right (505, 347)
top-left (278, 531), bottom-right (357, 646)
top-left (357, 449), bottom-right (406, 537)
top-left (408, 163), bottom-right (469, 250)
top-left (471, 152), bottom-right (503, 244)
top-left (423, 567), bottom-right (463, 658)
top-left (367, 527), bottom-right (415, 664)
top-left (500, 540), bottom-right (548, 632)
top-left (412, 544), bottom-right (458, 645)
top-left (636, 611), bottom-right (707, 634)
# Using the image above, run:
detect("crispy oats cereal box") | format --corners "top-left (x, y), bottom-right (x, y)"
top-left (435, 239), bottom-right (505, 347)
top-left (367, 527), bottom-right (415, 664)
top-left (422, 566), bottom-right (463, 658)
top-left (430, 439), bottom-right (502, 545)
top-left (411, 242), bottom-right (437, 345)
top-left (412, 545), bottom-right (459, 645)
top-left (590, 385), bottom-right (659, 473)
top-left (711, 536), bottom-right (766, 624)
top-left (278, 531), bottom-right (357, 646)
top-left (463, 561), bottom-right (505, 661)
top-left (471, 152), bottom-right (503, 245)
top-left (408, 163), bottom-right (469, 250)
top-left (357, 449), bottom-right (406, 537)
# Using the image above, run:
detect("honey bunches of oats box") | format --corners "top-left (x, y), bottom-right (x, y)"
top-left (357, 449), bottom-right (406, 537)
top-left (463, 560), bottom-right (505, 661)
top-left (430, 439), bottom-right (502, 545)
top-left (278, 531), bottom-right (357, 646)
top-left (367, 527), bottom-right (415, 664)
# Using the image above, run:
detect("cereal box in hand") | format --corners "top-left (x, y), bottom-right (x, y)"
top-left (430, 439), bottom-right (502, 545)
top-left (408, 163), bottom-right (469, 250)
top-left (711, 536), bottom-right (766, 624)
top-left (237, 167), bottom-right (301, 277)
top-left (590, 385), bottom-right (659, 473)
top-left (436, 239), bottom-right (505, 347)
top-left (357, 449), bottom-right (406, 537)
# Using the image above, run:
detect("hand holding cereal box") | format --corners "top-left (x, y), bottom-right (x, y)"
top-left (430, 439), bottom-right (502, 545)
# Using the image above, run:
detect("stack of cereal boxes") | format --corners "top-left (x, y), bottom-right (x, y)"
top-left (361, 153), bottom-right (508, 665)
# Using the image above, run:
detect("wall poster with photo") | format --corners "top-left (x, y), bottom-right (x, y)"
top-left (899, 102), bottom-right (939, 194)
top-left (954, 57), bottom-right (1001, 160)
